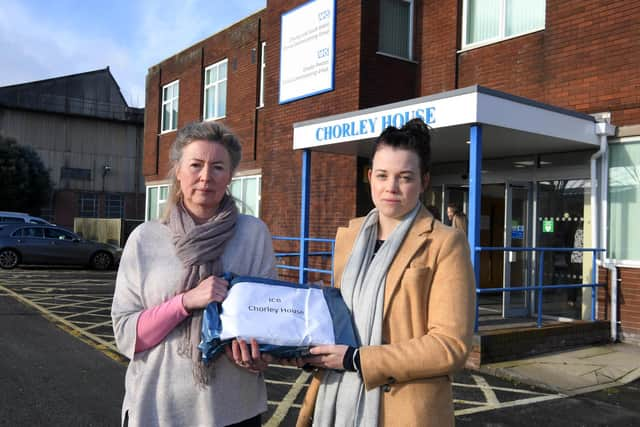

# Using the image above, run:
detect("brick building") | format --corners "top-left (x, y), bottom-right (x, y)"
top-left (143, 1), bottom-right (640, 346)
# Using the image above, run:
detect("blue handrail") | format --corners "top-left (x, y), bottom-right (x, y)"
top-left (270, 238), bottom-right (605, 329)
top-left (475, 246), bottom-right (605, 331)
top-left (272, 236), bottom-right (335, 286)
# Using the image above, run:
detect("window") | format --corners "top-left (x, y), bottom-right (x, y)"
top-left (463, 0), bottom-right (545, 48)
top-left (79, 193), bottom-right (98, 218)
top-left (44, 228), bottom-right (76, 241)
top-left (14, 227), bottom-right (43, 238)
top-left (161, 81), bottom-right (179, 132)
top-left (146, 184), bottom-right (169, 221)
top-left (105, 194), bottom-right (124, 218)
top-left (609, 141), bottom-right (640, 261)
top-left (229, 174), bottom-right (261, 217)
top-left (379, 0), bottom-right (413, 59)
top-left (258, 42), bottom-right (266, 108)
top-left (61, 167), bottom-right (91, 180)
top-left (203, 59), bottom-right (228, 120)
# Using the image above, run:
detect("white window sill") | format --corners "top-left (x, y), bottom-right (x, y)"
top-left (204, 115), bottom-right (226, 122)
top-left (458, 28), bottom-right (545, 53)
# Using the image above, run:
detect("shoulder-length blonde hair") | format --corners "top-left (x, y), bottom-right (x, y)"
top-left (162, 121), bottom-right (242, 220)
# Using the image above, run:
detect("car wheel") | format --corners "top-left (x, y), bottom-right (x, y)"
top-left (90, 251), bottom-right (113, 270)
top-left (0, 249), bottom-right (19, 269)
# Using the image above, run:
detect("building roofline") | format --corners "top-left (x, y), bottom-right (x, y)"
top-left (0, 67), bottom-right (130, 108)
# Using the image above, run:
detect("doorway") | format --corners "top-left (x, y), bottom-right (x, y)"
top-left (503, 182), bottom-right (533, 317)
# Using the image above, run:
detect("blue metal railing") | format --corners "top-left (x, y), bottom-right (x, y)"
top-left (475, 246), bottom-right (605, 331)
top-left (272, 236), bottom-right (335, 286)
top-left (271, 238), bottom-right (605, 330)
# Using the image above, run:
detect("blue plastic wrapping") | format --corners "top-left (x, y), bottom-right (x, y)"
top-left (199, 274), bottom-right (359, 362)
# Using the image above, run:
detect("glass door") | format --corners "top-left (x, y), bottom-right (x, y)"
top-left (503, 182), bottom-right (533, 317)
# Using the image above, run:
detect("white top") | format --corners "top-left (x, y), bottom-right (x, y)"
top-left (111, 215), bottom-right (277, 427)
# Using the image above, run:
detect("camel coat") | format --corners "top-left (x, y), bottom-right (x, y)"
top-left (297, 207), bottom-right (475, 427)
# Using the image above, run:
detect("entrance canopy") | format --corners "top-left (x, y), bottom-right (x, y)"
top-left (293, 85), bottom-right (599, 160)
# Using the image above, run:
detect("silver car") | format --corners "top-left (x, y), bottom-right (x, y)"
top-left (0, 223), bottom-right (122, 270)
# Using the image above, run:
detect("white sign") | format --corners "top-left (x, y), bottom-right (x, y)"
top-left (293, 93), bottom-right (478, 149)
top-left (279, 0), bottom-right (335, 104)
top-left (219, 281), bottom-right (336, 346)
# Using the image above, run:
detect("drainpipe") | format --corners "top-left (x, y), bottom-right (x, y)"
top-left (605, 259), bottom-right (619, 341)
top-left (589, 129), bottom-right (606, 315)
top-left (593, 119), bottom-right (616, 336)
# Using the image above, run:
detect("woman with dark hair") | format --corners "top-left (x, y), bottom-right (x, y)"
top-left (297, 118), bottom-right (475, 427)
top-left (111, 121), bottom-right (276, 427)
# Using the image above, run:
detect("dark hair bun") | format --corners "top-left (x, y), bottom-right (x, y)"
top-left (402, 118), bottom-right (431, 143)
top-left (372, 117), bottom-right (432, 176)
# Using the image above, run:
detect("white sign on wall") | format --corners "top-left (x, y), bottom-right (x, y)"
top-left (293, 93), bottom-right (478, 149)
top-left (279, 0), bottom-right (335, 104)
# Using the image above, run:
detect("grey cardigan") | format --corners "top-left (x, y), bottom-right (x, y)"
top-left (111, 215), bottom-right (277, 427)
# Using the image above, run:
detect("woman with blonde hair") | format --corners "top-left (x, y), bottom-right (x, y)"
top-left (112, 121), bottom-right (276, 427)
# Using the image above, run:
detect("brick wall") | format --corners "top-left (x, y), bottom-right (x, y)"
top-left (143, 12), bottom-right (265, 182)
top-left (597, 266), bottom-right (640, 344)
top-left (442, 0), bottom-right (640, 125)
top-left (260, 0), bottom-right (362, 240)
top-left (419, 0), bottom-right (458, 94)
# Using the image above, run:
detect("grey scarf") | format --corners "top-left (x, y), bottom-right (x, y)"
top-left (313, 203), bottom-right (421, 427)
top-left (165, 194), bottom-right (238, 386)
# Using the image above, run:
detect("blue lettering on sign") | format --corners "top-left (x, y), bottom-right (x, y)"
top-left (317, 48), bottom-right (329, 59)
top-left (313, 107), bottom-right (435, 142)
top-left (368, 118), bottom-right (377, 133)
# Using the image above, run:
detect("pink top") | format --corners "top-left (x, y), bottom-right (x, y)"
top-left (135, 294), bottom-right (190, 353)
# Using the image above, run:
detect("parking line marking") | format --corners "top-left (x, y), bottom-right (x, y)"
top-left (265, 371), bottom-right (310, 426)
top-left (268, 401), bottom-right (302, 409)
top-left (46, 297), bottom-right (113, 310)
top-left (472, 374), bottom-right (500, 405)
top-left (454, 394), bottom-right (564, 416)
top-left (452, 382), bottom-right (548, 395)
top-left (0, 284), bottom-right (124, 365)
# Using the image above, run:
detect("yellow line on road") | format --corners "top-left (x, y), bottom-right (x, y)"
top-left (0, 284), bottom-right (127, 366)
top-left (265, 371), bottom-right (310, 426)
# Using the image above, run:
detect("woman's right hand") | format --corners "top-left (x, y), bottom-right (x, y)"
top-left (181, 275), bottom-right (229, 312)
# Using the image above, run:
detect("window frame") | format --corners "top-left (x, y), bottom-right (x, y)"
top-left (230, 174), bottom-right (262, 218)
top-left (161, 80), bottom-right (179, 133)
top-left (608, 139), bottom-right (640, 263)
top-left (78, 192), bottom-right (98, 218)
top-left (203, 59), bottom-right (228, 121)
top-left (377, 0), bottom-right (414, 61)
top-left (145, 183), bottom-right (170, 221)
top-left (105, 193), bottom-right (124, 219)
top-left (461, 0), bottom-right (546, 50)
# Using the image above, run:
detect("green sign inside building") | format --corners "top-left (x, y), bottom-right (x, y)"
top-left (542, 219), bottom-right (554, 233)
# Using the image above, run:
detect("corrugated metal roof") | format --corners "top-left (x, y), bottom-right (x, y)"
top-left (0, 68), bottom-right (143, 123)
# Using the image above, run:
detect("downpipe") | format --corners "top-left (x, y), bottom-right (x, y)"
top-left (593, 121), bottom-right (616, 339)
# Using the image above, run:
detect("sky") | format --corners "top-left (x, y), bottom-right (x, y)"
top-left (0, 0), bottom-right (267, 107)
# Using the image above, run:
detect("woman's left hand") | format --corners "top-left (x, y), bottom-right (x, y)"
top-left (305, 344), bottom-right (349, 370)
top-left (225, 338), bottom-right (271, 374)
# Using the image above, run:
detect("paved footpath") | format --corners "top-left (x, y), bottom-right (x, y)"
top-left (2, 268), bottom-right (639, 426)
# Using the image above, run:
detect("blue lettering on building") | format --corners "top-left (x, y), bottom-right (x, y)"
top-left (314, 106), bottom-right (434, 142)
